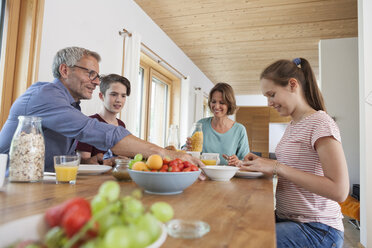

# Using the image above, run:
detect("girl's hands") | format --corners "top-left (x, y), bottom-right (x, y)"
top-left (238, 152), bottom-right (277, 176)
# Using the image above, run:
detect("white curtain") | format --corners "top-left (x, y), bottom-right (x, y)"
top-left (179, 76), bottom-right (190, 144)
top-left (121, 32), bottom-right (141, 135)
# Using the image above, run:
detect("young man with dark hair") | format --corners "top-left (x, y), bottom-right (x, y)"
top-left (76, 74), bottom-right (131, 165)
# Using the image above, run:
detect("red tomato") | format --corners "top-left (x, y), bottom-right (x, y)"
top-left (174, 158), bottom-right (183, 165)
top-left (183, 161), bottom-right (192, 168)
top-left (160, 164), bottom-right (169, 171)
top-left (182, 167), bottom-right (191, 172)
top-left (45, 197), bottom-right (91, 232)
top-left (169, 160), bottom-right (178, 168)
top-left (178, 163), bottom-right (184, 170)
top-left (170, 165), bottom-right (180, 172)
top-left (163, 157), bottom-right (171, 165)
top-left (45, 204), bottom-right (64, 227)
top-left (62, 204), bottom-right (91, 237)
top-left (151, 169), bottom-right (158, 172)
top-left (60, 198), bottom-right (91, 219)
top-left (190, 165), bottom-right (199, 171)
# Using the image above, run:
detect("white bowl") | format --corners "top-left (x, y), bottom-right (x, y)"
top-left (128, 170), bottom-right (201, 195)
top-left (201, 165), bottom-right (239, 181)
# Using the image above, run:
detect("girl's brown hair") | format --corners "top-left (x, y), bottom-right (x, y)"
top-left (260, 58), bottom-right (326, 111)
top-left (208, 82), bottom-right (237, 115)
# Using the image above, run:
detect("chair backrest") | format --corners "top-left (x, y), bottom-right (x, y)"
top-left (252, 151), bottom-right (262, 157)
top-left (269, 153), bottom-right (277, 159)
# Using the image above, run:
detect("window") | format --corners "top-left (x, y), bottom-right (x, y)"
top-left (0, 0), bottom-right (44, 129)
top-left (138, 52), bottom-right (181, 148)
top-left (203, 94), bottom-right (212, 118)
top-left (148, 73), bottom-right (170, 146)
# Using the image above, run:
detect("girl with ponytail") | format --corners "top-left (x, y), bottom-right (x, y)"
top-left (230, 58), bottom-right (349, 247)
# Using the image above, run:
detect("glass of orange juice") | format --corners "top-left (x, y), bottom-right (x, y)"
top-left (54, 155), bottom-right (80, 184)
top-left (201, 153), bottom-right (220, 166)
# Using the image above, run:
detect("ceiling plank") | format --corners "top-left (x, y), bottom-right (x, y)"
top-left (134, 0), bottom-right (357, 95)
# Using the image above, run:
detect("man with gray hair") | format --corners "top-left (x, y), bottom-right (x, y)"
top-left (0, 46), bottom-right (201, 172)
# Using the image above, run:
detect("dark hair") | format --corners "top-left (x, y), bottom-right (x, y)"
top-left (260, 58), bottom-right (326, 111)
top-left (99, 74), bottom-right (131, 96)
top-left (208, 82), bottom-right (237, 115)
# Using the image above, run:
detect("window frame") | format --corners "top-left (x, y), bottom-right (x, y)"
top-left (0, 0), bottom-right (44, 129)
top-left (139, 52), bottom-right (181, 146)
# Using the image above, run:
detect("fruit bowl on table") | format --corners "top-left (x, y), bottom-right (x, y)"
top-left (201, 165), bottom-right (239, 181)
top-left (128, 170), bottom-right (201, 195)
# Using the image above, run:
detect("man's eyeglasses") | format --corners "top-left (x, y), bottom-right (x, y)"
top-left (71, 65), bottom-right (100, 81)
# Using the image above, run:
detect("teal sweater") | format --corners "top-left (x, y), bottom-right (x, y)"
top-left (197, 117), bottom-right (250, 165)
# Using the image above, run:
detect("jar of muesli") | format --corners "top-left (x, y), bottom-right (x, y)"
top-left (9, 116), bottom-right (45, 182)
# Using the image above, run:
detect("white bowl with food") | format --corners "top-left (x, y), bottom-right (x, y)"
top-left (201, 165), bottom-right (239, 181)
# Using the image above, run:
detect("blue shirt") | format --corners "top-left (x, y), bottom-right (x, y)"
top-left (0, 79), bottom-right (131, 171)
top-left (197, 117), bottom-right (250, 164)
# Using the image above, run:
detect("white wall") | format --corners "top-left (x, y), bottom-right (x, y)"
top-left (269, 123), bottom-right (287, 153)
top-left (358, 0), bottom-right (372, 245)
top-left (38, 0), bottom-right (213, 139)
top-left (319, 38), bottom-right (359, 193)
top-left (236, 94), bottom-right (267, 106)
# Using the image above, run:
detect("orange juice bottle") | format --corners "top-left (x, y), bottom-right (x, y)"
top-left (190, 123), bottom-right (203, 152)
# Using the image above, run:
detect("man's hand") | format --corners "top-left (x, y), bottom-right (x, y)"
top-left (80, 153), bottom-right (104, 165)
top-left (102, 155), bottom-right (129, 167)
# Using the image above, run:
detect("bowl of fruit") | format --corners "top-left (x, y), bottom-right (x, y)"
top-left (2, 181), bottom-right (173, 248)
top-left (128, 154), bottom-right (201, 195)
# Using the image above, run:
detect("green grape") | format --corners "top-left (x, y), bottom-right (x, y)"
top-left (129, 225), bottom-right (151, 248)
top-left (80, 237), bottom-right (104, 248)
top-left (104, 226), bottom-right (132, 248)
top-left (91, 195), bottom-right (108, 216)
top-left (44, 226), bottom-right (67, 248)
top-left (137, 213), bottom-right (161, 242)
top-left (121, 196), bottom-right (144, 223)
top-left (134, 154), bottom-right (143, 162)
top-left (24, 245), bottom-right (40, 248)
top-left (98, 181), bottom-right (120, 202)
top-left (131, 189), bottom-right (142, 199)
top-left (150, 202), bottom-right (174, 223)
top-left (97, 214), bottom-right (122, 236)
top-left (128, 160), bottom-right (135, 169)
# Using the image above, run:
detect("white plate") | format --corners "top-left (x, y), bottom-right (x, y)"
top-left (78, 164), bottom-right (112, 175)
top-left (0, 213), bottom-right (167, 247)
top-left (235, 170), bottom-right (263, 178)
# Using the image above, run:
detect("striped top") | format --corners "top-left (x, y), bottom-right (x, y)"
top-left (275, 111), bottom-right (344, 232)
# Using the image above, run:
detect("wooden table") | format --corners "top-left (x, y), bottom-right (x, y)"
top-left (0, 173), bottom-right (276, 247)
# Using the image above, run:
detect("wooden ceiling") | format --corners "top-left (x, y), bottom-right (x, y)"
top-left (134, 0), bottom-right (358, 95)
